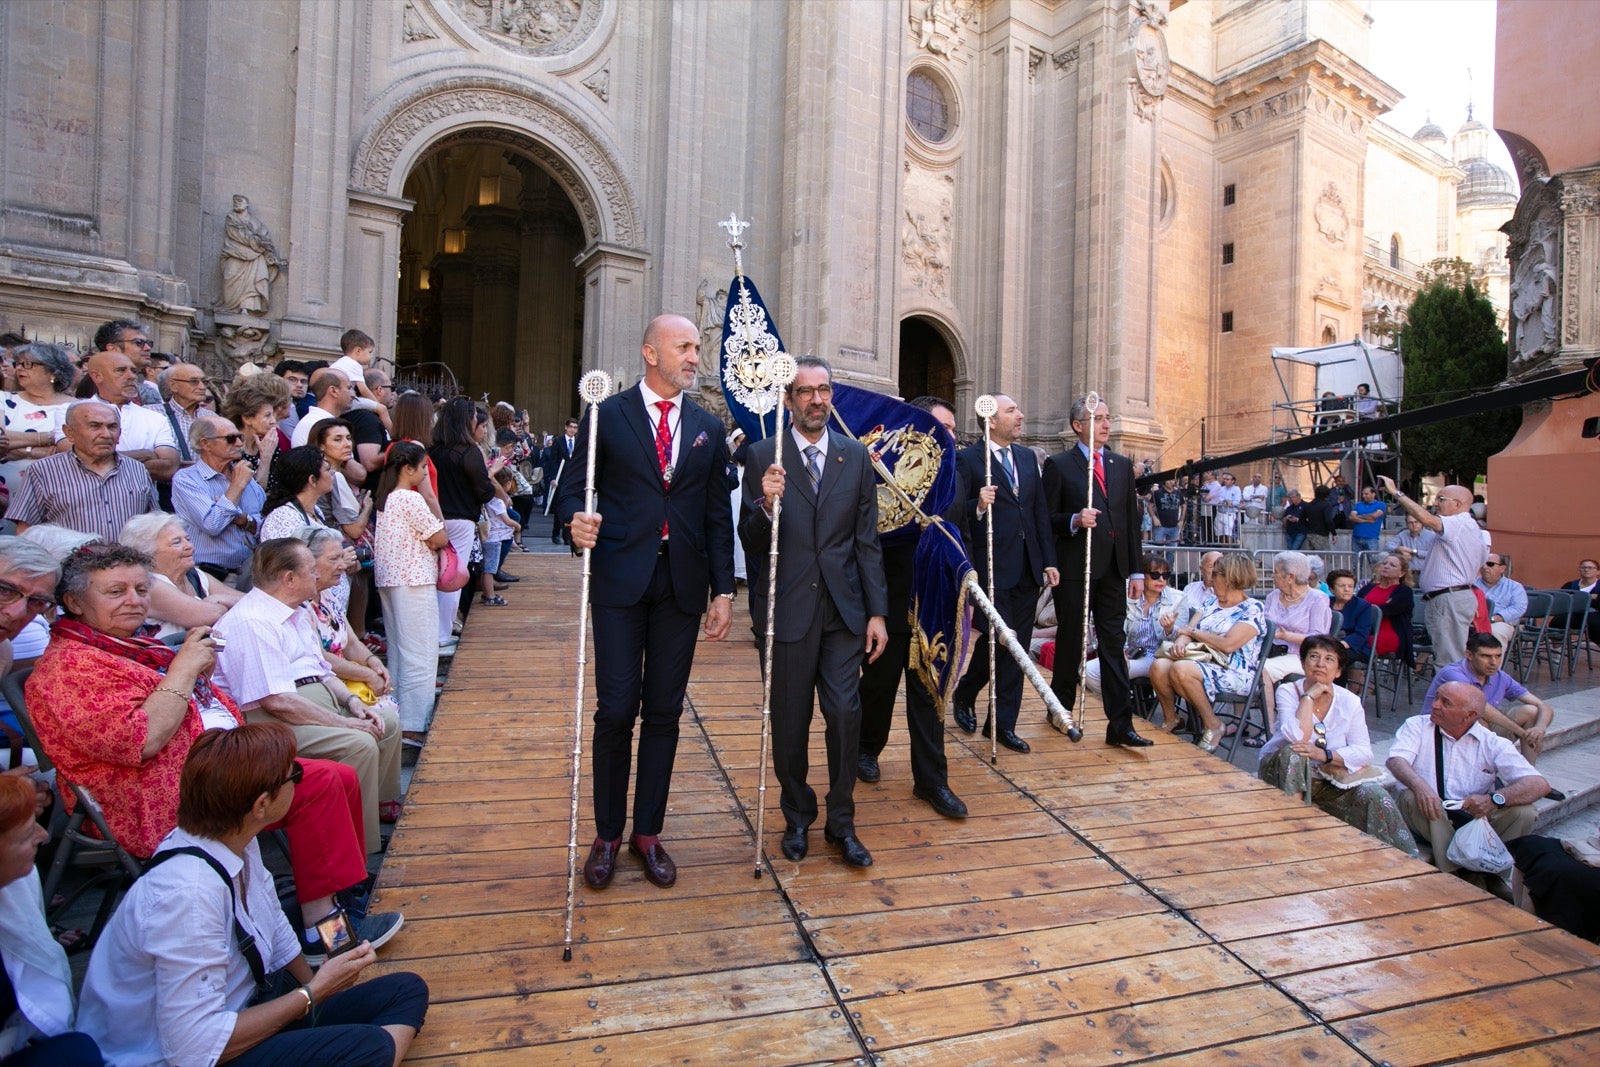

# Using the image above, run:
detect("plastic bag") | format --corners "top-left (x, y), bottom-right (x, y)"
top-left (1447, 815), bottom-right (1513, 873)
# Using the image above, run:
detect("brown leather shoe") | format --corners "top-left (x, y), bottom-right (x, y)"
top-left (629, 835), bottom-right (677, 888)
top-left (583, 837), bottom-right (620, 889)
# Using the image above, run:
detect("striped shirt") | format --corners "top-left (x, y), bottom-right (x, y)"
top-left (6, 450), bottom-right (159, 542)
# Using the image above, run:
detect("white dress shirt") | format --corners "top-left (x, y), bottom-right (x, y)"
top-left (638, 380), bottom-right (683, 474)
top-left (1387, 713), bottom-right (1539, 799)
top-left (114, 401), bottom-right (179, 455)
top-left (1420, 511), bottom-right (1487, 591)
top-left (78, 829), bottom-right (300, 1067)
top-left (213, 587), bottom-right (331, 706)
top-left (0, 870), bottom-right (76, 1057)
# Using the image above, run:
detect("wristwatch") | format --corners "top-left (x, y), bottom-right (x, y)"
top-left (1490, 791), bottom-right (1507, 808)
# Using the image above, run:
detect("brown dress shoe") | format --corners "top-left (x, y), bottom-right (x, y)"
top-left (583, 837), bottom-right (620, 889)
top-left (629, 835), bottom-right (677, 888)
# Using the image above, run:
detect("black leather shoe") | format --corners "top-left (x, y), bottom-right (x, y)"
top-left (824, 829), bottom-right (873, 867)
top-left (493, 572), bottom-right (522, 583)
top-left (780, 824), bottom-right (808, 861)
top-left (583, 837), bottom-right (620, 889)
top-left (952, 699), bottom-right (977, 734)
top-left (913, 783), bottom-right (968, 819)
top-left (1106, 725), bottom-right (1154, 748)
top-left (1546, 787), bottom-right (1568, 802)
top-left (628, 836), bottom-right (677, 888)
top-left (982, 719), bottom-right (1031, 753)
top-left (857, 754), bottom-right (880, 783)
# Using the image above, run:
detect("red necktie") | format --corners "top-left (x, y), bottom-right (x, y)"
top-left (654, 401), bottom-right (673, 538)
top-left (1092, 450), bottom-right (1107, 496)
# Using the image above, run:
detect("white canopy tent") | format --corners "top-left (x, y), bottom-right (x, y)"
top-left (1271, 339), bottom-right (1402, 409)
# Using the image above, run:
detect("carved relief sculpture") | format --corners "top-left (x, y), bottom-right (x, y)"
top-left (1510, 208), bottom-right (1559, 365)
top-left (1314, 183), bottom-right (1349, 244)
top-left (912, 0), bottom-right (970, 58)
top-left (902, 170), bottom-right (954, 301)
top-left (581, 64), bottom-right (610, 103)
top-left (402, 1), bottom-right (439, 42)
top-left (217, 323), bottom-right (272, 365)
top-left (218, 195), bottom-right (286, 316)
top-left (1129, 0), bottom-right (1169, 122)
top-left (695, 278), bottom-right (728, 368)
top-left (445, 0), bottom-right (600, 58)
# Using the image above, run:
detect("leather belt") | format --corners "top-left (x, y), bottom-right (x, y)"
top-left (294, 675), bottom-right (324, 688)
top-left (1421, 583), bottom-right (1474, 602)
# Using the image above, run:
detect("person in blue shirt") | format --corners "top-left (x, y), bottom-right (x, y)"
top-left (1349, 485), bottom-right (1386, 553)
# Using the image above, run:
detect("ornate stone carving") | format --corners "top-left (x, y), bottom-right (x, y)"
top-left (695, 277), bottom-right (727, 366)
top-left (444, 0), bottom-right (601, 58)
top-left (581, 63), bottom-right (610, 103)
top-left (1027, 48), bottom-right (1044, 82)
top-left (1129, 0), bottom-right (1169, 122)
top-left (902, 171), bottom-right (953, 301)
top-left (213, 315), bottom-right (273, 365)
top-left (1504, 177), bottom-right (1561, 368)
top-left (1052, 45), bottom-right (1079, 73)
top-left (402, 1), bottom-right (439, 42)
top-left (911, 0), bottom-right (972, 58)
top-left (1314, 183), bottom-right (1349, 244)
top-left (217, 195), bottom-right (286, 316)
top-left (350, 77), bottom-right (640, 246)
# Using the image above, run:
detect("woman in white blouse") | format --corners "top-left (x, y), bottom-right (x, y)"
top-left (0, 343), bottom-right (77, 500)
top-left (119, 513), bottom-right (243, 642)
top-left (1260, 634), bottom-right (1415, 854)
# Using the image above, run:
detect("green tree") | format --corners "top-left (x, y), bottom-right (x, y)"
top-left (1399, 260), bottom-right (1516, 487)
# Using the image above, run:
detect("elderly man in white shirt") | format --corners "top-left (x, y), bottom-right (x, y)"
top-left (1379, 477), bottom-right (1485, 667)
top-left (214, 537), bottom-right (402, 849)
top-left (78, 724), bottom-right (426, 1067)
top-left (80, 350), bottom-right (180, 482)
top-left (1386, 680), bottom-right (1548, 882)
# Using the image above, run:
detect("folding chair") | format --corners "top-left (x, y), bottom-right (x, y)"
top-left (1551, 589), bottom-right (1590, 680)
top-left (1214, 618), bottom-right (1277, 765)
top-left (1, 668), bottom-right (144, 947)
top-left (1328, 609), bottom-right (1343, 638)
top-left (1534, 589), bottom-right (1572, 683)
top-left (1509, 590), bottom-right (1553, 684)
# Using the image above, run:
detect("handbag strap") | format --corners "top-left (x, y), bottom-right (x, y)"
top-left (1433, 723), bottom-right (1450, 802)
top-left (145, 846), bottom-right (267, 988)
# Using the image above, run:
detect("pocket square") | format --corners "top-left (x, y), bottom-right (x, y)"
top-left (692, 430), bottom-right (709, 448)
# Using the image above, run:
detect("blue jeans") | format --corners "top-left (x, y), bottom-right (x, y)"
top-left (1285, 528), bottom-right (1307, 551)
top-left (227, 972), bottom-right (428, 1067)
top-left (2, 1032), bottom-right (103, 1067)
top-left (1152, 527), bottom-right (1180, 545)
top-left (1352, 536), bottom-right (1379, 553)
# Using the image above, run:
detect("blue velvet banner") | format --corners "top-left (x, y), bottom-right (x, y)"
top-left (717, 275), bottom-right (789, 441)
top-left (828, 383), bottom-right (958, 547)
top-left (909, 518), bottom-right (975, 714)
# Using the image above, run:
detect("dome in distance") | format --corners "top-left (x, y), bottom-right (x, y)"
top-left (1414, 119), bottom-right (1447, 144)
top-left (1458, 158), bottom-right (1517, 206)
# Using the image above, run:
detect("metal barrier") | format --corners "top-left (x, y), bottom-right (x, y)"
top-left (1140, 543), bottom-right (1391, 593)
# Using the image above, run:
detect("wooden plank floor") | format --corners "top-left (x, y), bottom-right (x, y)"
top-left (372, 557), bottom-right (1600, 1065)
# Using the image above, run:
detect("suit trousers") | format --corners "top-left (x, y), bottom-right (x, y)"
top-left (1052, 576), bottom-right (1134, 732)
top-left (954, 583), bottom-right (1038, 733)
top-left (589, 550), bottom-right (701, 840)
top-left (858, 629), bottom-right (949, 791)
top-left (769, 592), bottom-right (864, 836)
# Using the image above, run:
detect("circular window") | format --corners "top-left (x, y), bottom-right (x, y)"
top-left (906, 70), bottom-right (952, 143)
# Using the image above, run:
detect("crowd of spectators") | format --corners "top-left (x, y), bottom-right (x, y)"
top-left (0, 320), bottom-right (566, 1064)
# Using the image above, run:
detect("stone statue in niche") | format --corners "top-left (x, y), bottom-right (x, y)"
top-left (695, 278), bottom-right (728, 366)
top-left (1510, 209), bottom-right (1559, 365)
top-left (216, 322), bottom-right (272, 365)
top-left (218, 195), bottom-right (286, 315)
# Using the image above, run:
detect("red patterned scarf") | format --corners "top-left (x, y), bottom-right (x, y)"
top-left (50, 617), bottom-right (218, 706)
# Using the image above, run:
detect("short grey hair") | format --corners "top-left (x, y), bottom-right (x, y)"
top-left (1273, 550), bottom-right (1312, 584)
top-left (119, 512), bottom-right (186, 558)
top-left (290, 525), bottom-right (344, 556)
top-left (0, 535), bottom-right (63, 582)
top-left (1069, 397), bottom-right (1107, 425)
top-left (785, 355), bottom-right (833, 394)
top-left (13, 342), bottom-right (75, 393)
top-left (18, 525), bottom-right (101, 563)
top-left (188, 414), bottom-right (226, 450)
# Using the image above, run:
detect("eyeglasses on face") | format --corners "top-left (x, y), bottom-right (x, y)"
top-left (279, 760), bottom-right (304, 789)
top-left (0, 578), bottom-right (55, 616)
top-left (1147, 573), bottom-right (1169, 580)
top-left (118, 336), bottom-right (154, 349)
top-left (791, 384), bottom-right (833, 401)
top-left (208, 433), bottom-right (245, 445)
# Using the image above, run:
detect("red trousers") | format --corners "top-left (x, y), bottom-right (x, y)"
top-left (271, 756), bottom-right (367, 902)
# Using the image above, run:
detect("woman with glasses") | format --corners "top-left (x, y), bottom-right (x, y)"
top-left (23, 544), bottom-right (384, 939)
top-left (1149, 553), bottom-right (1264, 752)
top-left (0, 343), bottom-right (77, 501)
top-left (1259, 635), bottom-right (1415, 854)
top-left (1085, 552), bottom-right (1184, 701)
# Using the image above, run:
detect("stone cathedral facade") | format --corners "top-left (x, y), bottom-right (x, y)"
top-left (0, 0), bottom-right (1511, 462)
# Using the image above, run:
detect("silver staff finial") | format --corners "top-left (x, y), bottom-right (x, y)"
top-left (974, 394), bottom-right (999, 419)
top-left (719, 213), bottom-right (751, 281)
top-left (578, 370), bottom-right (612, 404)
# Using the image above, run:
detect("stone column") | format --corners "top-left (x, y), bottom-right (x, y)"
top-left (574, 242), bottom-right (649, 391)
top-left (432, 254), bottom-right (474, 395)
top-left (343, 191), bottom-right (414, 372)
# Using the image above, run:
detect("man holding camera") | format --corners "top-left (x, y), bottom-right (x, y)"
top-left (171, 415), bottom-right (265, 582)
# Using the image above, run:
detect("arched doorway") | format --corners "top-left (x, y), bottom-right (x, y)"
top-left (898, 315), bottom-right (956, 402)
top-left (395, 137), bottom-right (584, 439)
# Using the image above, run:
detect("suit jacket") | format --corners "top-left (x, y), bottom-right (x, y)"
top-left (956, 442), bottom-right (1055, 591)
top-left (1042, 443), bottom-right (1142, 580)
top-left (739, 429), bottom-right (888, 641)
top-left (554, 385), bottom-right (734, 614)
top-left (879, 463), bottom-right (969, 636)
top-left (544, 434), bottom-right (576, 485)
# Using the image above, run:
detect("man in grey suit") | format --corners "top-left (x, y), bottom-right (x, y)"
top-left (741, 356), bottom-right (888, 868)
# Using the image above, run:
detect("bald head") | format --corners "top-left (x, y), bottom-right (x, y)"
top-left (84, 351), bottom-right (139, 404)
top-left (1430, 680), bottom-right (1486, 739)
top-left (640, 313), bottom-right (699, 398)
top-left (63, 400), bottom-right (120, 461)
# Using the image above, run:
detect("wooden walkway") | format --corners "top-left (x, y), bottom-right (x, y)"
top-left (371, 557), bottom-right (1600, 1065)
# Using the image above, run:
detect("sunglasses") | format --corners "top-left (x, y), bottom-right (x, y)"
top-left (210, 433), bottom-right (245, 444)
top-left (1147, 573), bottom-right (1169, 580)
top-left (279, 761), bottom-right (304, 789)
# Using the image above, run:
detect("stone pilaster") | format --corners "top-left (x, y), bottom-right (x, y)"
top-left (343, 191), bottom-right (414, 371)
top-left (575, 242), bottom-right (649, 389)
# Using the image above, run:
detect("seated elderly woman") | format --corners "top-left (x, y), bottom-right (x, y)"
top-left (78, 725), bottom-right (427, 1067)
top-left (1086, 553), bottom-right (1184, 696)
top-left (1258, 635), bottom-right (1415, 854)
top-left (1259, 550), bottom-right (1333, 688)
top-left (294, 525), bottom-right (392, 707)
top-left (0, 775), bottom-right (103, 1066)
top-left (120, 512), bottom-right (243, 642)
top-left (23, 543), bottom-right (396, 944)
top-left (1149, 554), bottom-right (1266, 753)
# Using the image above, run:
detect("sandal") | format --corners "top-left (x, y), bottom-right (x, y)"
top-left (481, 594), bottom-right (508, 607)
top-left (52, 925), bottom-right (90, 954)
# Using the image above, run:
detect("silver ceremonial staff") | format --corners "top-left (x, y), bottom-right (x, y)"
top-left (1067, 390), bottom-right (1102, 736)
top-left (562, 368), bottom-right (612, 963)
top-left (827, 412), bottom-right (1082, 744)
top-left (751, 354), bottom-right (797, 878)
top-left (974, 394), bottom-right (1000, 763)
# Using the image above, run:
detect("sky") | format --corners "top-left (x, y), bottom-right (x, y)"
top-left (1366, 0), bottom-right (1515, 171)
